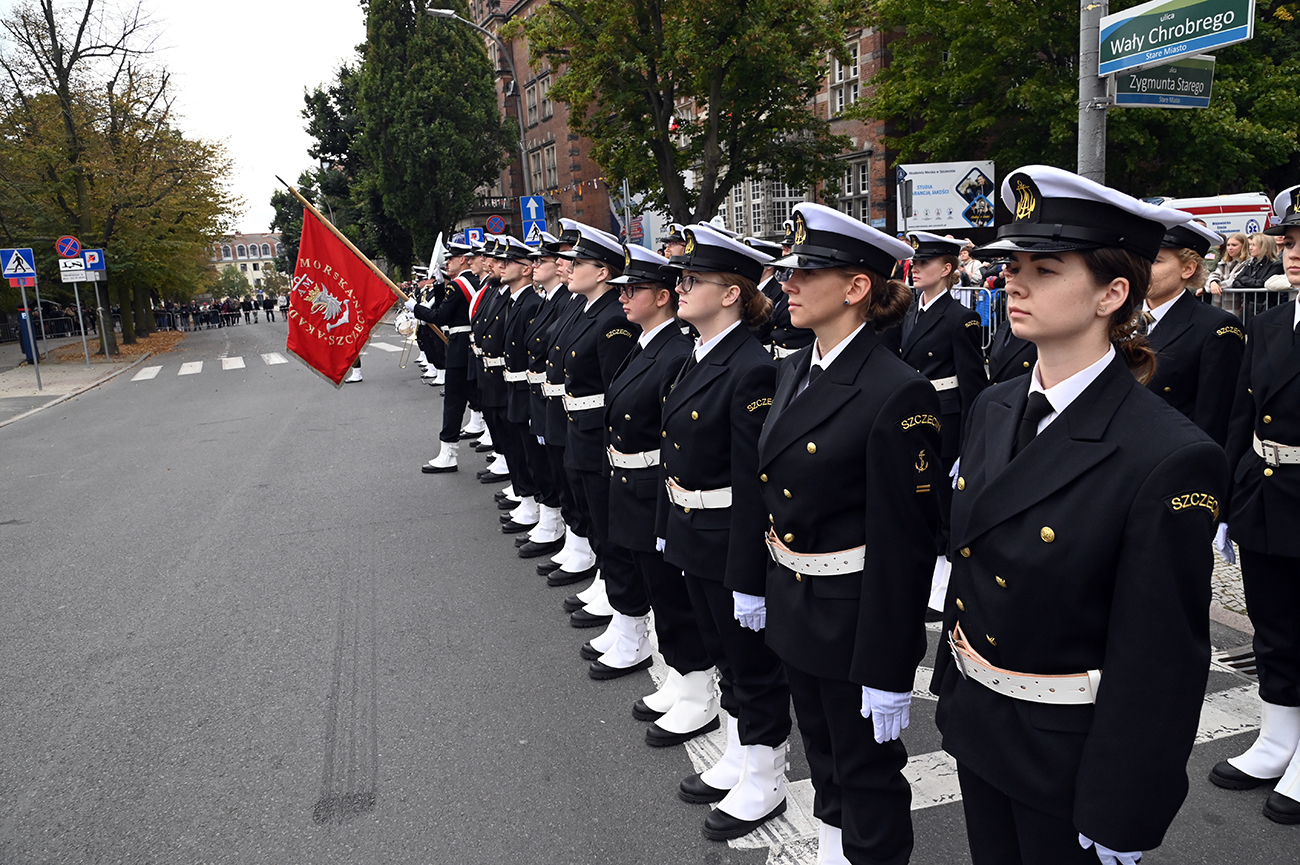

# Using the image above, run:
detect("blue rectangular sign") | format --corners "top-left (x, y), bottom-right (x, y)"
top-left (520, 196), bottom-right (546, 246)
top-left (82, 248), bottom-right (106, 270)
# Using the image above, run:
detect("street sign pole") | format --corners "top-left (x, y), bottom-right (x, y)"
top-left (32, 279), bottom-right (48, 357)
top-left (94, 281), bottom-right (110, 358)
top-left (1078, 0), bottom-right (1110, 182)
top-left (73, 284), bottom-right (91, 367)
top-left (18, 280), bottom-right (42, 391)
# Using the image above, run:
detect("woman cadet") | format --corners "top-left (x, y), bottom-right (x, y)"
top-left (759, 202), bottom-right (942, 864)
top-left (654, 225), bottom-right (789, 840)
top-left (932, 165), bottom-right (1228, 865)
top-left (1211, 185), bottom-right (1300, 825)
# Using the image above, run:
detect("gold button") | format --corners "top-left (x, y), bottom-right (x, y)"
top-left (684, 507), bottom-right (691, 513)
top-left (928, 351), bottom-right (933, 357)
top-left (956, 598), bottom-right (965, 611)
top-left (662, 431), bottom-right (667, 438)
top-left (1264, 415), bottom-right (1272, 424)
top-left (986, 635), bottom-right (997, 647)
top-left (996, 576), bottom-right (1008, 589)
top-left (1040, 527), bottom-right (1055, 543)
top-left (1265, 468), bottom-right (1274, 477)
top-left (624, 414), bottom-right (631, 420)
top-left (621, 477), bottom-right (627, 484)
top-left (795, 573), bottom-right (803, 582)
top-left (674, 443), bottom-right (680, 450)
top-left (769, 514), bottom-right (774, 523)
top-left (691, 411), bottom-right (699, 420)
top-left (571, 351), bottom-right (576, 357)
top-left (806, 442), bottom-right (817, 454)
top-left (1022, 361), bottom-right (1030, 368)
top-left (760, 474), bottom-right (768, 482)
top-left (957, 477), bottom-right (965, 491)
top-left (783, 533), bottom-right (794, 543)
top-left (1164, 387), bottom-right (1172, 393)
top-left (608, 426), bottom-right (613, 432)
top-left (783, 489), bottom-right (792, 499)
top-left (959, 547), bottom-right (971, 558)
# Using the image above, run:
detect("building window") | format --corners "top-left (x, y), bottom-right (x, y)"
top-left (838, 159), bottom-right (872, 224)
top-left (539, 75), bottom-right (552, 119)
top-left (734, 203), bottom-right (745, 235)
top-left (751, 201), bottom-right (763, 236)
top-left (859, 163), bottom-right (870, 194)
top-left (525, 84), bottom-right (538, 126)
top-left (530, 151), bottom-right (543, 193)
top-left (254, 279), bottom-right (262, 288)
top-left (261, 243), bottom-right (270, 257)
top-left (275, 243), bottom-right (283, 256)
top-left (252, 262), bottom-right (260, 271)
top-left (543, 144), bottom-right (558, 189)
top-left (222, 245), bottom-right (231, 259)
top-left (236, 245), bottom-right (246, 258)
top-left (240, 263), bottom-right (247, 272)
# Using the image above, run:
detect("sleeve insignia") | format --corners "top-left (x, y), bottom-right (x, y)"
top-left (1215, 326), bottom-right (1244, 340)
top-left (915, 449), bottom-right (930, 472)
top-left (899, 413), bottom-right (941, 432)
top-left (747, 397), bottom-right (774, 412)
top-left (606, 328), bottom-right (633, 339)
top-left (964, 319), bottom-right (981, 328)
top-left (1166, 491), bottom-right (1220, 521)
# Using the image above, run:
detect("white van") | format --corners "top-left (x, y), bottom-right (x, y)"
top-left (1146, 192), bottom-right (1274, 237)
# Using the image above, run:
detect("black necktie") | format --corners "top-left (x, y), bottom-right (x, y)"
top-left (807, 364), bottom-right (824, 387)
top-left (1014, 391), bottom-right (1055, 458)
top-left (627, 343), bottom-right (643, 364)
top-left (677, 352), bottom-right (698, 383)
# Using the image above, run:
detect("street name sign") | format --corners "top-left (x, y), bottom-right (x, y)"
top-left (1114, 55), bottom-right (1215, 108)
top-left (1100, 0), bottom-right (1254, 76)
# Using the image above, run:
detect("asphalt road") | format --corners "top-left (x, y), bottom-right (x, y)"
top-left (0, 320), bottom-right (1293, 864)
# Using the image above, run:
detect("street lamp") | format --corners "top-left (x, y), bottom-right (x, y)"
top-left (427, 7), bottom-right (531, 196)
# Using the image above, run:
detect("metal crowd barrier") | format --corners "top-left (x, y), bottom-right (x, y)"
top-left (1211, 286), bottom-right (1297, 324)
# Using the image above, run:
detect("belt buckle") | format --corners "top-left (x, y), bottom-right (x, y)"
top-left (947, 631), bottom-right (969, 681)
top-left (1263, 441), bottom-right (1281, 468)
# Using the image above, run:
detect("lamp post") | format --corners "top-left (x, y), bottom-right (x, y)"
top-left (428, 7), bottom-right (531, 196)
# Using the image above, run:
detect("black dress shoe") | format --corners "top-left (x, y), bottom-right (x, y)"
top-left (1209, 760), bottom-right (1278, 790)
top-left (678, 768), bottom-right (729, 803)
top-left (496, 498), bottom-right (516, 510)
top-left (459, 429), bottom-right (484, 440)
top-left (632, 698), bottom-right (665, 722)
top-left (473, 442), bottom-right (494, 453)
top-left (421, 463), bottom-right (457, 473)
top-left (702, 799), bottom-right (786, 841)
top-left (548, 565), bottom-right (597, 587)
top-left (537, 559), bottom-right (564, 576)
top-left (590, 656), bottom-right (653, 680)
top-left (562, 593), bottom-right (584, 612)
top-left (514, 535), bottom-right (532, 547)
top-left (570, 608), bottom-right (613, 628)
top-left (519, 538), bottom-right (564, 558)
top-left (501, 520), bottom-right (537, 534)
top-left (1264, 791), bottom-right (1300, 824)
top-left (479, 473), bottom-right (509, 485)
top-left (648, 714), bottom-right (720, 748)
top-left (580, 641), bottom-right (601, 661)
top-left (493, 489), bottom-right (509, 501)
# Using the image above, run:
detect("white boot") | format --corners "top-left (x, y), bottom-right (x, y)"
top-left (500, 485), bottom-right (519, 502)
top-left (580, 576), bottom-right (615, 616)
top-left (562, 534), bottom-right (597, 576)
top-left (486, 453), bottom-right (509, 475)
top-left (416, 351), bottom-right (428, 366)
top-left (590, 617), bottom-right (619, 654)
top-left (816, 821), bottom-right (851, 865)
top-left (641, 668), bottom-right (683, 715)
top-left (1228, 702), bottom-right (1300, 779)
top-left (508, 496), bottom-right (539, 525)
top-left (549, 528), bottom-right (576, 566)
top-left (1275, 744), bottom-right (1300, 803)
top-left (926, 554), bottom-right (951, 613)
top-left (344, 367), bottom-right (362, 383)
top-left (526, 505), bottom-right (565, 543)
top-left (478, 427), bottom-right (494, 450)
top-left (655, 671), bottom-right (721, 739)
top-left (424, 440), bottom-right (458, 472)
top-left (421, 363), bottom-right (439, 378)
top-left (462, 410), bottom-right (486, 435)
top-left (596, 613), bottom-right (652, 670)
top-left (715, 741), bottom-right (788, 822)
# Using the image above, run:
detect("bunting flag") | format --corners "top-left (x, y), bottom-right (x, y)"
top-left (287, 209), bottom-right (398, 386)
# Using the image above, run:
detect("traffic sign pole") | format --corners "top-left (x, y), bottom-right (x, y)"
top-left (18, 280), bottom-right (42, 391)
top-left (73, 284), bottom-right (91, 367)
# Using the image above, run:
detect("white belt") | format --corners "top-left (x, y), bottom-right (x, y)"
top-left (446, 325), bottom-right (471, 334)
top-left (1255, 433), bottom-right (1300, 467)
top-left (608, 446), bottom-right (660, 469)
top-left (930, 376), bottom-right (958, 392)
top-left (526, 371), bottom-right (547, 385)
top-left (471, 345), bottom-right (483, 356)
top-left (765, 530), bottom-right (864, 576)
top-left (666, 478), bottom-right (732, 509)
top-left (948, 623), bottom-right (1100, 706)
top-left (542, 383), bottom-right (565, 398)
top-left (564, 393), bottom-right (605, 411)
top-left (503, 370), bottom-right (528, 383)
top-left (772, 345), bottom-right (801, 359)
top-left (482, 356), bottom-right (506, 368)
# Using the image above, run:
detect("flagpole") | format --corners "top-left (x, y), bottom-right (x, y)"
top-left (276, 177), bottom-right (447, 344)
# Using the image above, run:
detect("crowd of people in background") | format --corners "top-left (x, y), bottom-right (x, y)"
top-left (162, 294), bottom-right (287, 331)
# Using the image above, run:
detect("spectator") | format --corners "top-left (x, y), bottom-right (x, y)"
top-left (241, 295), bottom-right (253, 324)
top-left (957, 242), bottom-right (983, 286)
top-left (262, 293), bottom-right (276, 322)
top-left (1232, 233), bottom-right (1285, 322)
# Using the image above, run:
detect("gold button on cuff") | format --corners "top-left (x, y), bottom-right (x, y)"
top-left (1264, 415), bottom-right (1273, 424)
top-left (783, 489), bottom-right (792, 499)
top-left (986, 635), bottom-right (997, 646)
top-left (957, 477), bottom-right (966, 491)
top-left (959, 547), bottom-right (971, 558)
top-left (956, 598), bottom-right (965, 611)
top-left (1265, 468), bottom-right (1274, 477)
top-left (806, 442), bottom-right (817, 454)
top-left (783, 533), bottom-right (794, 543)
top-left (1040, 527), bottom-right (1055, 543)
top-left (996, 576), bottom-right (1008, 589)
top-left (760, 474), bottom-right (768, 482)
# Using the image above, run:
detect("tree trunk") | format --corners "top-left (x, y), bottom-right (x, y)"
top-left (116, 281), bottom-right (136, 344)
top-left (96, 280), bottom-right (117, 356)
top-left (134, 286), bottom-right (152, 337)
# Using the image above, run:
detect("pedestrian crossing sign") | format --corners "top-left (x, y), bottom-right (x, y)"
top-left (1, 247), bottom-right (37, 278)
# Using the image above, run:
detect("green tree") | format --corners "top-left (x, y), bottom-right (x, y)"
top-left (260, 260), bottom-right (290, 298)
top-left (355, 0), bottom-right (513, 272)
top-left (860, 0), bottom-right (1300, 197)
top-left (516, 0), bottom-right (859, 223)
top-left (214, 264), bottom-right (247, 298)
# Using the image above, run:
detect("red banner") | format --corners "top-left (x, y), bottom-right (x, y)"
top-left (287, 210), bottom-right (397, 386)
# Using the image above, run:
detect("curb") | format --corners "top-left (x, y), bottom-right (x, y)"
top-left (0, 352), bottom-right (152, 430)
top-left (1210, 600), bottom-right (1253, 637)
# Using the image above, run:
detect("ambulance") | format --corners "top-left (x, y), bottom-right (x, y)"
top-left (1145, 192), bottom-right (1274, 237)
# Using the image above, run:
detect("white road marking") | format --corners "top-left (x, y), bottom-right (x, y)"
top-left (178, 362), bottom-right (203, 376)
top-left (131, 366), bottom-right (161, 381)
top-left (367, 341), bottom-right (402, 353)
top-left (262, 352), bottom-right (288, 365)
top-left (221, 356), bottom-right (245, 370)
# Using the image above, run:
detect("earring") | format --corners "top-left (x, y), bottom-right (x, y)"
top-left (843, 299), bottom-right (850, 305)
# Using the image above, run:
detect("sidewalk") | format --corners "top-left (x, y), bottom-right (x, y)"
top-left (0, 335), bottom-right (143, 428)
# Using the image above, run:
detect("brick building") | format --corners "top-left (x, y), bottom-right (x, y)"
top-left (209, 232), bottom-right (284, 290)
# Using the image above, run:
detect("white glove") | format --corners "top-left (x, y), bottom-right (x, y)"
top-left (1079, 834), bottom-right (1142, 864)
top-left (655, 537), bottom-right (666, 553)
top-left (861, 687), bottom-right (911, 743)
top-left (1214, 522), bottom-right (1235, 565)
top-left (733, 591), bottom-right (767, 631)
top-left (949, 457), bottom-right (961, 489)
top-left (536, 435), bottom-right (545, 446)
top-left (403, 299), bottom-right (416, 312)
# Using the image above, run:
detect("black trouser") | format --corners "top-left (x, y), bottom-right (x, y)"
top-left (635, 549), bottom-right (710, 673)
top-left (572, 468), bottom-right (610, 568)
top-left (419, 327), bottom-right (446, 368)
top-left (683, 573), bottom-right (791, 746)
top-left (786, 667), bottom-right (912, 865)
top-left (564, 466), bottom-right (595, 549)
top-left (465, 375), bottom-right (480, 412)
top-left (956, 763), bottom-right (1094, 865)
top-left (547, 445), bottom-right (579, 530)
top-left (522, 433), bottom-right (557, 508)
top-left (266, 308), bottom-right (275, 322)
top-left (439, 367), bottom-right (470, 443)
top-left (491, 409), bottom-right (536, 498)
top-left (1241, 547), bottom-right (1300, 706)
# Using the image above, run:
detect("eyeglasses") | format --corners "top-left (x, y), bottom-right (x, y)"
top-left (676, 274), bottom-right (731, 293)
top-left (618, 283), bottom-right (658, 298)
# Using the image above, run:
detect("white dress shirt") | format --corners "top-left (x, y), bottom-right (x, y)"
top-left (1027, 345), bottom-right (1117, 435)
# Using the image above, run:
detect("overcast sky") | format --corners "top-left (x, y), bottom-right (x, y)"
top-left (2, 0), bottom-right (368, 235)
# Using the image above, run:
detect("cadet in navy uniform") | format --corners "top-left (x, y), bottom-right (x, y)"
top-left (933, 166), bottom-right (1228, 864)
top-left (761, 203), bottom-right (942, 864)
top-left (765, 220), bottom-right (816, 359)
top-left (493, 236), bottom-right (545, 533)
top-left (1142, 219), bottom-right (1245, 447)
top-left (1211, 185), bottom-right (1300, 824)
top-left (987, 324), bottom-right (1037, 385)
top-left (470, 242), bottom-right (512, 482)
top-left (410, 240), bottom-right (479, 473)
top-left (654, 225), bottom-right (789, 840)
top-left (557, 224), bottom-right (641, 628)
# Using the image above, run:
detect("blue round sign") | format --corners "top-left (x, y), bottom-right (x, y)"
top-left (56, 235), bottom-right (81, 258)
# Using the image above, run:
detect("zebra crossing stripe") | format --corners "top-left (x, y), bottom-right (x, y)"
top-left (262, 352), bottom-right (288, 365)
top-left (178, 362), bottom-right (203, 376)
top-left (132, 366), bottom-right (162, 381)
top-left (221, 356), bottom-right (245, 370)
top-left (367, 341), bottom-right (402, 353)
